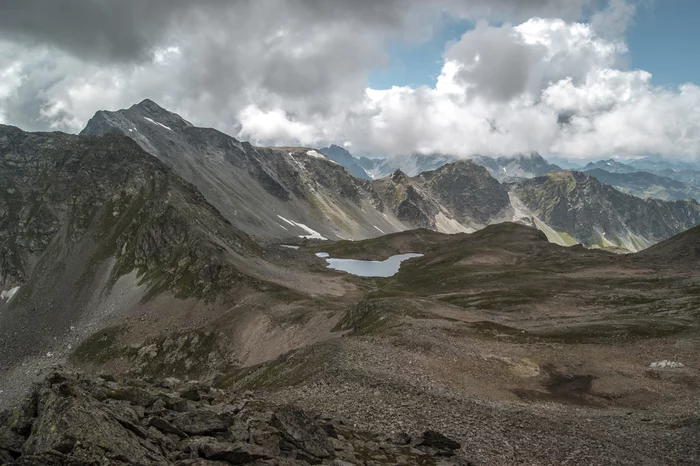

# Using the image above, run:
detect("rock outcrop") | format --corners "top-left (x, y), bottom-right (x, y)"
top-left (0, 371), bottom-right (471, 465)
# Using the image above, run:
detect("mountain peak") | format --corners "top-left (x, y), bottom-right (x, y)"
top-left (132, 98), bottom-right (167, 113)
top-left (319, 145), bottom-right (371, 180)
top-left (81, 99), bottom-right (192, 137)
top-left (390, 169), bottom-right (408, 182)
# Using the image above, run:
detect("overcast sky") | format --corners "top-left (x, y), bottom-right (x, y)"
top-left (0, 0), bottom-right (698, 161)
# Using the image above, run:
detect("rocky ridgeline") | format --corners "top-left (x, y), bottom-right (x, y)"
top-left (0, 371), bottom-right (472, 465)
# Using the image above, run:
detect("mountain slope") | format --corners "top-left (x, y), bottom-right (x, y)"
top-left (511, 171), bottom-right (700, 251)
top-left (635, 223), bottom-right (700, 267)
top-left (81, 100), bottom-right (408, 241)
top-left (319, 144), bottom-right (371, 180)
top-left (0, 124), bottom-right (288, 407)
top-left (584, 168), bottom-right (700, 201)
top-left (628, 157), bottom-right (700, 186)
top-left (586, 157), bottom-right (700, 187)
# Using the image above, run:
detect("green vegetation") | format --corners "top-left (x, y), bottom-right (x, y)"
top-left (72, 327), bottom-right (234, 378)
top-left (71, 326), bottom-right (127, 364)
top-left (545, 171), bottom-right (578, 193)
top-left (214, 347), bottom-right (322, 390)
top-left (533, 319), bottom-right (691, 344)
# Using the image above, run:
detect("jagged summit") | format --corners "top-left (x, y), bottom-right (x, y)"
top-left (81, 99), bottom-right (192, 138)
top-left (390, 169), bottom-right (408, 182)
top-left (132, 97), bottom-right (165, 111)
top-left (319, 144), bottom-right (371, 180)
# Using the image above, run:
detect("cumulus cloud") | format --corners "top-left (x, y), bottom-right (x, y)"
top-left (356, 10), bottom-right (700, 160)
top-left (0, 0), bottom-right (698, 161)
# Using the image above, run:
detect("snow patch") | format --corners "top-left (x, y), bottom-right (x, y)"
top-left (143, 116), bottom-right (173, 131)
top-left (289, 155), bottom-right (305, 171)
top-left (278, 216), bottom-right (296, 227)
top-left (374, 225), bottom-right (385, 234)
top-left (650, 360), bottom-right (684, 369)
top-left (280, 245), bottom-right (300, 250)
top-left (277, 215), bottom-right (328, 240)
top-left (1, 286), bottom-right (20, 302)
top-left (316, 252), bottom-right (330, 258)
top-left (306, 150), bottom-right (323, 159)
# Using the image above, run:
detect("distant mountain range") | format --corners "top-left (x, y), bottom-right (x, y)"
top-left (337, 151), bottom-right (561, 183)
top-left (322, 146), bottom-right (700, 204)
top-left (75, 100), bottom-right (700, 253)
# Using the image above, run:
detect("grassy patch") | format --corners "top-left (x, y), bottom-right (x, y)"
top-left (533, 319), bottom-right (691, 344)
top-left (71, 326), bottom-right (127, 364)
top-left (214, 347), bottom-right (321, 390)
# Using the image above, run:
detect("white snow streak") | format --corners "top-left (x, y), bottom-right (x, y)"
top-left (1, 286), bottom-right (20, 302)
top-left (306, 150), bottom-right (323, 159)
top-left (277, 215), bottom-right (328, 240)
top-left (143, 116), bottom-right (173, 131)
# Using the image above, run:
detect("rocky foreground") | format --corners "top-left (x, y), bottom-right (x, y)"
top-left (0, 371), bottom-right (472, 465)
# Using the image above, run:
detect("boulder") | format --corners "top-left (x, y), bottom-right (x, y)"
top-left (171, 411), bottom-right (227, 436)
top-left (417, 430), bottom-right (461, 457)
top-left (271, 405), bottom-right (334, 461)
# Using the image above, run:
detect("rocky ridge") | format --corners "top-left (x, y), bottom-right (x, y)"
top-left (583, 168), bottom-right (700, 201)
top-left (0, 370), bottom-right (470, 465)
top-left (511, 170), bottom-right (700, 251)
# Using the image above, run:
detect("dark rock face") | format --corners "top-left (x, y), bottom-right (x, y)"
top-left (513, 171), bottom-right (700, 250)
top-left (0, 124), bottom-right (257, 292)
top-left (372, 161), bottom-right (512, 231)
top-left (0, 125), bottom-right (262, 387)
top-left (419, 162), bottom-right (512, 225)
top-left (0, 371), bottom-right (470, 465)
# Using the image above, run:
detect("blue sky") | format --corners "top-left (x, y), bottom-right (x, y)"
top-left (627, 0), bottom-right (699, 86)
top-left (369, 15), bottom-right (474, 89)
top-left (369, 1), bottom-right (699, 90)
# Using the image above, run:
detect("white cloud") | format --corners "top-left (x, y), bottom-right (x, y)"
top-left (237, 106), bottom-right (320, 147)
top-left (0, 0), bottom-right (698, 161)
top-left (333, 13), bottom-right (700, 160)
